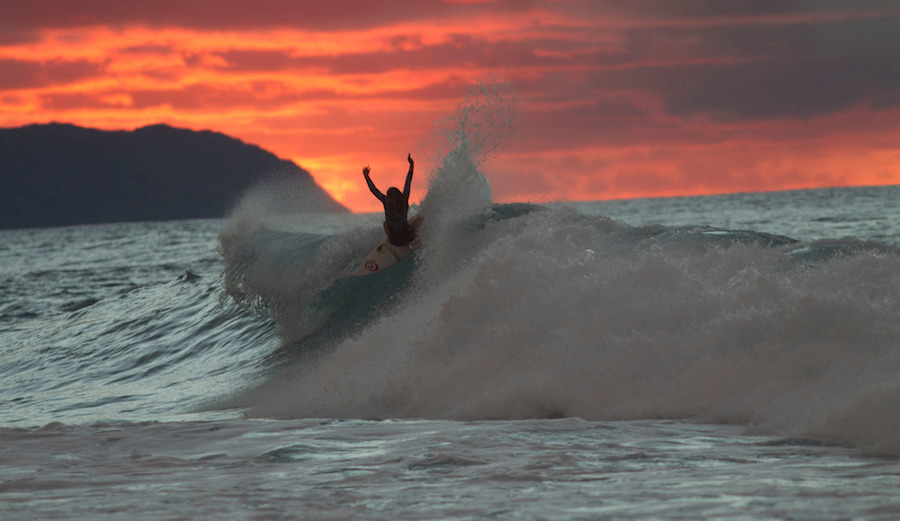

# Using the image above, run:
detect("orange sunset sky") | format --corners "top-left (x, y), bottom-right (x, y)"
top-left (1, 0), bottom-right (899, 212)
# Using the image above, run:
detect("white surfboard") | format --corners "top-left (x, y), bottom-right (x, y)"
top-left (353, 215), bottom-right (423, 276)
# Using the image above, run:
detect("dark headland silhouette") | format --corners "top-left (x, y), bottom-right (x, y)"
top-left (0, 123), bottom-right (348, 230)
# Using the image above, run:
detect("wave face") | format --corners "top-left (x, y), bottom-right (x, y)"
top-left (0, 219), bottom-right (279, 426)
top-left (216, 87), bottom-right (900, 454)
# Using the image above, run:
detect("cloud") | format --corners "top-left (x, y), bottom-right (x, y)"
top-left (0, 58), bottom-right (105, 90)
top-left (595, 53), bottom-right (900, 121)
top-left (214, 33), bottom-right (596, 76)
top-left (586, 12), bottom-right (900, 120)
top-left (0, 0), bottom-right (535, 32)
top-left (673, 56), bottom-right (899, 120)
top-left (590, 0), bottom-right (899, 20)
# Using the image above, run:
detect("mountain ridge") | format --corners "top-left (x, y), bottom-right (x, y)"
top-left (0, 122), bottom-right (348, 229)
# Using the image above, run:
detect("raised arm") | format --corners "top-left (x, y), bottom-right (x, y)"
top-left (363, 165), bottom-right (386, 202)
top-left (402, 154), bottom-right (414, 199)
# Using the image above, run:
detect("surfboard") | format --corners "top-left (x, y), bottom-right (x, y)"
top-left (352, 215), bottom-right (423, 276)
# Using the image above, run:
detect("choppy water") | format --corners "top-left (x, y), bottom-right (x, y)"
top-left (2, 182), bottom-right (899, 520)
top-left (4, 418), bottom-right (900, 521)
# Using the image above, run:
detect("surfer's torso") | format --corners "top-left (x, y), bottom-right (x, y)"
top-left (382, 195), bottom-right (414, 246)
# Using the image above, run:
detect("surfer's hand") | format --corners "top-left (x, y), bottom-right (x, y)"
top-left (407, 154), bottom-right (413, 166)
top-left (363, 165), bottom-right (370, 176)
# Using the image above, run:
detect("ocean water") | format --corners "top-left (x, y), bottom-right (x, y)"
top-left (2, 179), bottom-right (899, 520)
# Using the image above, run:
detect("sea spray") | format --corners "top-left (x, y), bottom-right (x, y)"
top-left (217, 85), bottom-right (900, 455)
top-left (418, 80), bottom-right (516, 224)
top-left (218, 175), bottom-right (380, 343)
top-left (414, 80), bottom-right (518, 282)
top-left (233, 202), bottom-right (900, 454)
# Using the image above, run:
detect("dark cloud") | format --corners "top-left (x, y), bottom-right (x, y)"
top-left (215, 34), bottom-right (592, 75)
top-left (0, 0), bottom-right (535, 32)
top-left (660, 55), bottom-right (898, 120)
top-left (593, 0), bottom-right (899, 20)
top-left (616, 12), bottom-right (900, 62)
top-left (39, 84), bottom-right (298, 111)
top-left (0, 29), bottom-right (39, 45)
top-left (39, 92), bottom-right (104, 110)
top-left (119, 45), bottom-right (176, 55)
top-left (593, 12), bottom-right (900, 120)
top-left (0, 59), bottom-right (105, 90)
top-left (38, 79), bottom-right (473, 113)
top-left (516, 98), bottom-right (656, 152)
top-left (130, 85), bottom-right (303, 110)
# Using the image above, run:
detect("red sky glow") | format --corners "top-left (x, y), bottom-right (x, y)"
top-left (1, 0), bottom-right (899, 212)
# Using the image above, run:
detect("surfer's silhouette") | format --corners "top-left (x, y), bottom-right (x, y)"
top-left (363, 154), bottom-right (419, 246)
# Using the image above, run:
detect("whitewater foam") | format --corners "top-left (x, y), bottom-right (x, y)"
top-left (223, 191), bottom-right (899, 452)
top-left (216, 83), bottom-right (900, 456)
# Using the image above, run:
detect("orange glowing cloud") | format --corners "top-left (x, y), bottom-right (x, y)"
top-left (1, 1), bottom-right (899, 212)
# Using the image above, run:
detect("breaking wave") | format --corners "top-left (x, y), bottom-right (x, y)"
top-left (217, 83), bottom-right (900, 455)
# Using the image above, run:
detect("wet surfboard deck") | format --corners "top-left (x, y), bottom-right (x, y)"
top-left (353, 215), bottom-right (423, 276)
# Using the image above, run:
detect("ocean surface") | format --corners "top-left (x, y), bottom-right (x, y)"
top-left (2, 178), bottom-right (899, 520)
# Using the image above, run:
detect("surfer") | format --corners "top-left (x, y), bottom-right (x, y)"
top-left (363, 154), bottom-right (417, 246)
